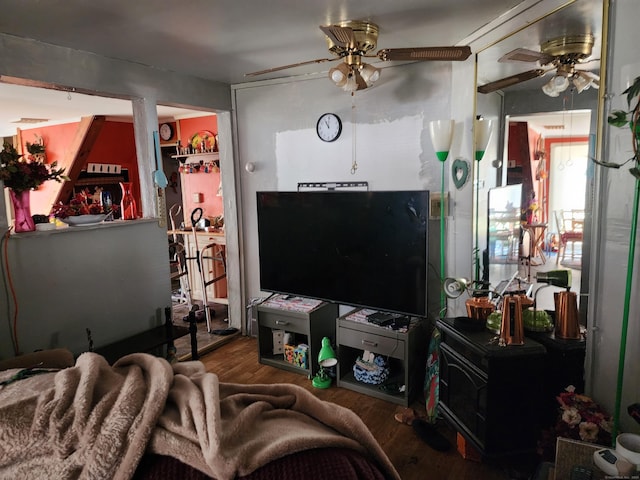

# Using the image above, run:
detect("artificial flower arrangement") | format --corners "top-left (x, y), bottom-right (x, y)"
top-left (538, 385), bottom-right (613, 461)
top-left (50, 189), bottom-right (117, 219)
top-left (0, 142), bottom-right (67, 192)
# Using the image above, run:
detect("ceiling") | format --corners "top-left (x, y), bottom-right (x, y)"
top-left (0, 0), bottom-right (602, 137)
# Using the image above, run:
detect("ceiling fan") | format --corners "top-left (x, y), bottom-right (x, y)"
top-left (246, 20), bottom-right (471, 92)
top-left (477, 33), bottom-right (600, 96)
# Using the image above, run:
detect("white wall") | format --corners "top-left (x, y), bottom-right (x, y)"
top-left (0, 34), bottom-right (237, 359)
top-left (233, 60), bottom-right (471, 320)
top-left (587, 0), bottom-right (640, 435)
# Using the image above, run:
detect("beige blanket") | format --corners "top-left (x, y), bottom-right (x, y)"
top-left (0, 352), bottom-right (399, 480)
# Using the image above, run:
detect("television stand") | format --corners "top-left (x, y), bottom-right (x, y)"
top-left (256, 295), bottom-right (337, 377)
top-left (336, 309), bottom-right (428, 406)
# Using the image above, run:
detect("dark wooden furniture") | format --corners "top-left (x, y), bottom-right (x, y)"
top-left (90, 307), bottom-right (197, 364)
top-left (526, 329), bottom-right (586, 427)
top-left (436, 317), bottom-right (547, 458)
top-left (336, 310), bottom-right (428, 406)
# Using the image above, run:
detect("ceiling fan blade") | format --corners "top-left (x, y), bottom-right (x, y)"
top-left (319, 25), bottom-right (356, 49)
top-left (377, 46), bottom-right (471, 62)
top-left (245, 57), bottom-right (337, 77)
top-left (499, 48), bottom-right (553, 64)
top-left (477, 69), bottom-right (547, 94)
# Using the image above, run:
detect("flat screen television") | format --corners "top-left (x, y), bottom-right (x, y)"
top-left (256, 190), bottom-right (429, 317)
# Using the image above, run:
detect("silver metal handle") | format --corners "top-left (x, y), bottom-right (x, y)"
top-left (362, 339), bottom-right (378, 348)
top-left (275, 320), bottom-right (289, 326)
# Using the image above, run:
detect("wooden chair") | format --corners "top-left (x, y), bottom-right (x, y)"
top-left (555, 209), bottom-right (584, 265)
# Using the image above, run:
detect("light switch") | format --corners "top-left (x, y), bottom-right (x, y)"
top-left (192, 192), bottom-right (203, 203)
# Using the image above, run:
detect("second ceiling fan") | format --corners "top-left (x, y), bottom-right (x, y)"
top-left (477, 33), bottom-right (600, 96)
top-left (246, 20), bottom-right (471, 92)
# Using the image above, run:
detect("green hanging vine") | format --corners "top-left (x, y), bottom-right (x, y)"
top-left (606, 75), bottom-right (640, 440)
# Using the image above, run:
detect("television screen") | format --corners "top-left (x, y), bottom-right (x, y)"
top-left (256, 190), bottom-right (429, 317)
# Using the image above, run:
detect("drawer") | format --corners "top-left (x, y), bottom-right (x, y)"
top-left (258, 310), bottom-right (307, 334)
top-left (339, 326), bottom-right (405, 360)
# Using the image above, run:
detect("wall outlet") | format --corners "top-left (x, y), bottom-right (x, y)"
top-left (430, 192), bottom-right (449, 219)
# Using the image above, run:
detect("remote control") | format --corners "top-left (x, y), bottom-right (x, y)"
top-left (593, 448), bottom-right (634, 476)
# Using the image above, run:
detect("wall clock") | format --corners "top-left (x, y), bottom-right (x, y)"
top-left (159, 122), bottom-right (174, 141)
top-left (316, 113), bottom-right (342, 142)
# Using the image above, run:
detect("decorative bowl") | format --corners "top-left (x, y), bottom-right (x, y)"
top-left (59, 214), bottom-right (107, 226)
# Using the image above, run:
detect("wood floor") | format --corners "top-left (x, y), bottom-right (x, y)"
top-left (199, 336), bottom-right (541, 480)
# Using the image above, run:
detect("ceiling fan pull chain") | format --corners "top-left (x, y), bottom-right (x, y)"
top-left (351, 94), bottom-right (358, 174)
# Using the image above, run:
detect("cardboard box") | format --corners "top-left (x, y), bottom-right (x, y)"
top-left (284, 343), bottom-right (295, 363)
top-left (284, 343), bottom-right (307, 369)
top-left (456, 432), bottom-right (481, 462)
top-left (272, 329), bottom-right (285, 354)
top-left (293, 344), bottom-right (308, 369)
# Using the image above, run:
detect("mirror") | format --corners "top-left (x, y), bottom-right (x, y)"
top-left (474, 0), bottom-right (604, 316)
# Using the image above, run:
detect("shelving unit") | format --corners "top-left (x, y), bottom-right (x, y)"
top-left (171, 151), bottom-right (219, 161)
top-left (335, 310), bottom-right (427, 406)
top-left (256, 295), bottom-right (337, 377)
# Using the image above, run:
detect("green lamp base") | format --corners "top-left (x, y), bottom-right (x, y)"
top-left (312, 375), bottom-right (332, 389)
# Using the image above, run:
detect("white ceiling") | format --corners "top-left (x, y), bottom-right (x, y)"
top-left (0, 0), bottom-right (602, 137)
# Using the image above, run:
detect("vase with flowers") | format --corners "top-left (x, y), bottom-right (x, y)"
top-left (0, 142), bottom-right (68, 232)
top-left (537, 385), bottom-right (613, 461)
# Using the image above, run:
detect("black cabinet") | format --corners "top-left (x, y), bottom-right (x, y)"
top-left (436, 318), bottom-right (547, 457)
top-left (437, 318), bottom-right (586, 458)
top-left (525, 330), bottom-right (586, 427)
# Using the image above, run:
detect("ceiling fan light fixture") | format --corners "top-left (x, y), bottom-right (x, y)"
top-left (329, 63), bottom-right (350, 88)
top-left (359, 63), bottom-right (380, 86)
top-left (542, 78), bottom-right (560, 97)
top-left (572, 73), bottom-right (591, 93)
top-left (552, 74), bottom-right (570, 91)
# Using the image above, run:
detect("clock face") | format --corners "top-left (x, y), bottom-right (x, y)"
top-left (316, 113), bottom-right (342, 142)
top-left (159, 123), bottom-right (174, 141)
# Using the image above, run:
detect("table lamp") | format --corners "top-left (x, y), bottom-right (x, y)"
top-left (312, 337), bottom-right (338, 389)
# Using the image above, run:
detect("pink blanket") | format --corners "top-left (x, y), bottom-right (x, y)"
top-left (0, 353), bottom-right (399, 480)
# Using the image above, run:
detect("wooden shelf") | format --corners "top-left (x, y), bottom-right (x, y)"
top-left (171, 152), bottom-right (219, 160)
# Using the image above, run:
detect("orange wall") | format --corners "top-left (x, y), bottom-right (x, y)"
top-left (19, 120), bottom-right (140, 216)
top-left (175, 115), bottom-right (223, 222)
top-left (17, 115), bottom-right (221, 221)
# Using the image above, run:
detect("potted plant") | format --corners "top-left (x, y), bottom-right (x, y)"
top-left (607, 76), bottom-right (640, 176)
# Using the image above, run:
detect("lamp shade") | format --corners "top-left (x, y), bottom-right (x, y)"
top-left (536, 269), bottom-right (572, 288)
top-left (474, 118), bottom-right (493, 161)
top-left (317, 337), bottom-right (337, 367)
top-left (429, 120), bottom-right (455, 162)
top-left (443, 277), bottom-right (470, 299)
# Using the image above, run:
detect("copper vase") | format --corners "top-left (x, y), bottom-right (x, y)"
top-left (500, 295), bottom-right (525, 345)
top-left (554, 290), bottom-right (581, 339)
top-left (465, 296), bottom-right (495, 323)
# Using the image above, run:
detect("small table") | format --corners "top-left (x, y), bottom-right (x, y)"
top-left (524, 223), bottom-right (548, 265)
